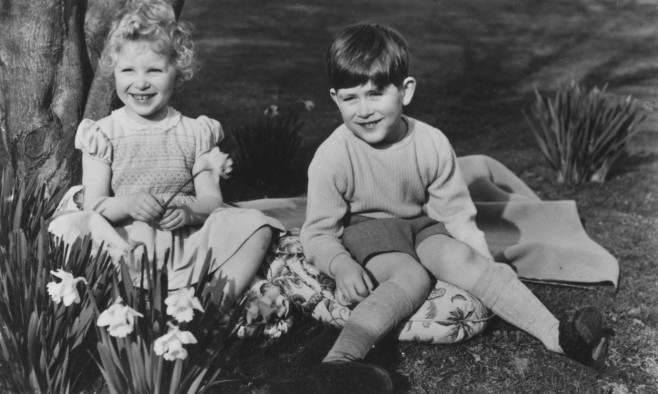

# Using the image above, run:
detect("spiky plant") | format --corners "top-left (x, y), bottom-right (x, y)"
top-left (95, 250), bottom-right (247, 394)
top-left (230, 108), bottom-right (304, 191)
top-left (0, 166), bottom-right (115, 393)
top-left (525, 82), bottom-right (645, 184)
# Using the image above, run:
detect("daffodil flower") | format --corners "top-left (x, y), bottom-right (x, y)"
top-left (153, 322), bottom-right (198, 361)
top-left (162, 146), bottom-right (232, 210)
top-left (264, 104), bottom-right (279, 117)
top-left (46, 269), bottom-right (87, 306)
top-left (297, 100), bottom-right (315, 112)
top-left (97, 297), bottom-right (143, 337)
top-left (164, 287), bottom-right (204, 323)
top-left (263, 320), bottom-right (292, 339)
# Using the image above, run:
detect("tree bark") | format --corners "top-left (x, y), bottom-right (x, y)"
top-left (0, 0), bottom-right (185, 190)
top-left (0, 0), bottom-right (89, 187)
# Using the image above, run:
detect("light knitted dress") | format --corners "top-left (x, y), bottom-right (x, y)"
top-left (70, 106), bottom-right (284, 289)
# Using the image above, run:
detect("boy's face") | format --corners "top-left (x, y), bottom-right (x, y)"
top-left (330, 78), bottom-right (415, 146)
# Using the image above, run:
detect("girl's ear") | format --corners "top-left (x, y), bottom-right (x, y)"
top-left (400, 77), bottom-right (416, 106)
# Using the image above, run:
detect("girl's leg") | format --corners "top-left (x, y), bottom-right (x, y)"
top-left (416, 234), bottom-right (562, 353)
top-left (211, 226), bottom-right (272, 315)
top-left (324, 252), bottom-right (432, 362)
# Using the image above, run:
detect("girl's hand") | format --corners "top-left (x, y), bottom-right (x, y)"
top-left (129, 193), bottom-right (165, 223)
top-left (331, 257), bottom-right (374, 305)
top-left (158, 205), bottom-right (193, 231)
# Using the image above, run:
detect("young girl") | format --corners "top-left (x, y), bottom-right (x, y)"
top-left (64, 0), bottom-right (284, 313)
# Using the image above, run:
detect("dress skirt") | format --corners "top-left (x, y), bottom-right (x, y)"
top-left (48, 191), bottom-right (285, 289)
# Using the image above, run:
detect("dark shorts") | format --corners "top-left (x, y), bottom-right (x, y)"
top-left (341, 215), bottom-right (450, 265)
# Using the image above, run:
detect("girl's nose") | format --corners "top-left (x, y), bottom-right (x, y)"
top-left (134, 75), bottom-right (150, 90)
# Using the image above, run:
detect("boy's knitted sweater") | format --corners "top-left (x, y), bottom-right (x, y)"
top-left (301, 117), bottom-right (492, 275)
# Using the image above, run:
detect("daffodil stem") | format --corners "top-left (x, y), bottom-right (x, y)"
top-left (161, 169), bottom-right (209, 210)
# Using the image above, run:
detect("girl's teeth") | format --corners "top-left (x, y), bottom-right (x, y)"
top-left (133, 94), bottom-right (154, 100)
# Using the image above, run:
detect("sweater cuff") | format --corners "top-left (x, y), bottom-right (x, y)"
top-left (307, 239), bottom-right (351, 276)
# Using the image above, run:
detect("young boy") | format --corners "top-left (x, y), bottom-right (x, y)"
top-left (294, 23), bottom-right (613, 394)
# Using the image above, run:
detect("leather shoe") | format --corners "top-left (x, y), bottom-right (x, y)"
top-left (269, 359), bottom-right (394, 394)
top-left (559, 306), bottom-right (615, 369)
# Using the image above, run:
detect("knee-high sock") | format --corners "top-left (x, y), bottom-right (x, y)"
top-left (323, 281), bottom-right (419, 362)
top-left (470, 263), bottom-right (563, 353)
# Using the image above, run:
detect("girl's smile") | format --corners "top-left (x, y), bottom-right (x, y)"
top-left (114, 40), bottom-right (176, 124)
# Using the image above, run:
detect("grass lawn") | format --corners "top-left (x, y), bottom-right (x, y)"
top-left (177, 0), bottom-right (656, 392)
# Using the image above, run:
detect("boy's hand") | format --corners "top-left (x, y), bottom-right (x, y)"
top-left (129, 193), bottom-right (165, 223)
top-left (331, 256), bottom-right (374, 305)
top-left (158, 205), bottom-right (193, 231)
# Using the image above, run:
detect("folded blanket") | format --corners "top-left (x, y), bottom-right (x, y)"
top-left (237, 155), bottom-right (619, 287)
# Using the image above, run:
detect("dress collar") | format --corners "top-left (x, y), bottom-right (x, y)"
top-left (113, 106), bottom-right (182, 131)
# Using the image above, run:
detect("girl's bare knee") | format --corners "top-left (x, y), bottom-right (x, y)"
top-left (251, 226), bottom-right (273, 246)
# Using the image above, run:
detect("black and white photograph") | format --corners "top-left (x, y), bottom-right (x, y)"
top-left (0, 0), bottom-right (656, 393)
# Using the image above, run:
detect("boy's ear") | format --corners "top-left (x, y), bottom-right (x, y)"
top-left (329, 88), bottom-right (338, 105)
top-left (401, 77), bottom-right (416, 106)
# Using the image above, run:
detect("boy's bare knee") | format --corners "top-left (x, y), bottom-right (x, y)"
top-left (440, 239), bottom-right (482, 267)
top-left (401, 263), bottom-right (431, 286)
top-left (388, 262), bottom-right (431, 303)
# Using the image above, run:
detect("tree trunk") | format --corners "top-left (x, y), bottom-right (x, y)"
top-left (0, 0), bottom-right (185, 190)
top-left (0, 0), bottom-right (89, 188)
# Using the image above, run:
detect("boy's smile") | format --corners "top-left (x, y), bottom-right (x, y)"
top-left (114, 40), bottom-right (176, 124)
top-left (330, 78), bottom-right (415, 147)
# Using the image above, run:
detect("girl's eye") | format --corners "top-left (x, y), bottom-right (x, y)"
top-left (120, 68), bottom-right (134, 73)
top-left (148, 68), bottom-right (163, 73)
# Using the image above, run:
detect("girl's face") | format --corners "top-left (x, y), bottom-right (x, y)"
top-left (114, 40), bottom-right (176, 123)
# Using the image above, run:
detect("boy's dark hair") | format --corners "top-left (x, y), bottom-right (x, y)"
top-left (327, 23), bottom-right (409, 90)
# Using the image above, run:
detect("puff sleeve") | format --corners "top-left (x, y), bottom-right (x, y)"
top-left (193, 116), bottom-right (224, 158)
top-left (74, 119), bottom-right (112, 164)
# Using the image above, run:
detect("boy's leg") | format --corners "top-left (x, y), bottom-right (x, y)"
top-left (270, 253), bottom-right (431, 393)
top-left (324, 251), bottom-right (432, 362)
top-left (416, 234), bottom-right (563, 352)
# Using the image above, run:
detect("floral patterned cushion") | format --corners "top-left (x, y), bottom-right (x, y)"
top-left (236, 235), bottom-right (490, 344)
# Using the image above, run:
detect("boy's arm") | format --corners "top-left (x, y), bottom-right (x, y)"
top-left (425, 133), bottom-right (493, 260)
top-left (301, 150), bottom-right (375, 304)
top-left (300, 152), bottom-right (353, 276)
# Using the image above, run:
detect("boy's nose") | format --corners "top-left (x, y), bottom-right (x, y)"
top-left (356, 101), bottom-right (373, 117)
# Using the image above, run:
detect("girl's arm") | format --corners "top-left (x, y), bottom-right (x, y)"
top-left (158, 167), bottom-right (224, 230)
top-left (82, 155), bottom-right (164, 223)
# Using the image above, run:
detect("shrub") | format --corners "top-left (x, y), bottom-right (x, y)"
top-left (0, 166), bottom-right (247, 393)
top-left (229, 104), bottom-right (306, 193)
top-left (525, 82), bottom-right (645, 184)
top-left (95, 254), bottom-right (246, 394)
top-left (0, 167), bottom-right (115, 393)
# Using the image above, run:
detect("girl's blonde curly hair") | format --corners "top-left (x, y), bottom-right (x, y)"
top-left (99, 0), bottom-right (197, 87)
